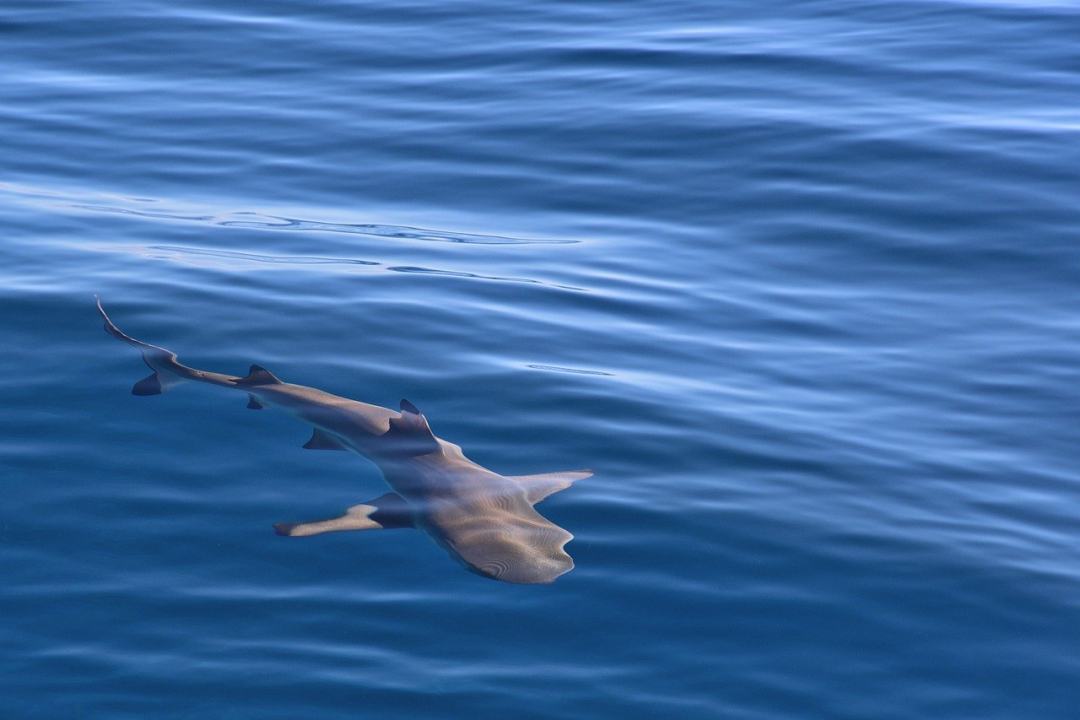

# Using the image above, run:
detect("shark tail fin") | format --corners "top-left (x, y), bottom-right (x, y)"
top-left (130, 370), bottom-right (189, 395)
top-left (132, 372), bottom-right (164, 395)
top-left (97, 296), bottom-right (188, 395)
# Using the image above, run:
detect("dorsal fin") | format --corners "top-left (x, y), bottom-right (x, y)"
top-left (236, 364), bottom-right (282, 386)
top-left (384, 398), bottom-right (440, 455)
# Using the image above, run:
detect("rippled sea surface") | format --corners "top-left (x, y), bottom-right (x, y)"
top-left (4, 1), bottom-right (1080, 717)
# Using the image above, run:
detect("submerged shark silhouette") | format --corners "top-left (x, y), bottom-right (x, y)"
top-left (97, 298), bottom-right (590, 584)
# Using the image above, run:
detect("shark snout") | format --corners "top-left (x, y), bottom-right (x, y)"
top-left (474, 552), bottom-right (574, 584)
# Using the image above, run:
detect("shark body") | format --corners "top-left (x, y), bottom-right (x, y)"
top-left (97, 299), bottom-right (590, 584)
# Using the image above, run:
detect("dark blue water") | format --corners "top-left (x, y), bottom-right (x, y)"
top-left (4, 1), bottom-right (1080, 717)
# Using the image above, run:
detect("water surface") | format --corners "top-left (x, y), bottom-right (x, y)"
top-left (3, 1), bottom-right (1080, 718)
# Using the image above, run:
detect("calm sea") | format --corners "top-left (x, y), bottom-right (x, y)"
top-left (3, 1), bottom-right (1080, 717)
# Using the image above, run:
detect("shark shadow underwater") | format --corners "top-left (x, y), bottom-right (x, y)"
top-left (97, 298), bottom-right (591, 584)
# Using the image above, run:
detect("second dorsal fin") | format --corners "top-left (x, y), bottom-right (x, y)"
top-left (236, 364), bottom-right (283, 386)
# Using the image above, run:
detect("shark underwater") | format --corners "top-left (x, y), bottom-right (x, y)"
top-left (96, 298), bottom-right (590, 584)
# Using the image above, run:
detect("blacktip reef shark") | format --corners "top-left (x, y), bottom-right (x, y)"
top-left (96, 298), bottom-right (591, 584)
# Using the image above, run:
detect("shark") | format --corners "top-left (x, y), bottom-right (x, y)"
top-left (96, 298), bottom-right (591, 584)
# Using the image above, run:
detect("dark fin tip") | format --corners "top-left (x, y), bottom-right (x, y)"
top-left (272, 523), bottom-right (295, 536)
top-left (246, 394), bottom-right (264, 410)
top-left (132, 373), bottom-right (163, 396)
top-left (237, 364), bottom-right (282, 386)
top-left (400, 398), bottom-right (420, 414)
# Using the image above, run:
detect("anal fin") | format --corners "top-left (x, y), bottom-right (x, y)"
top-left (274, 492), bottom-right (413, 537)
top-left (303, 428), bottom-right (347, 451)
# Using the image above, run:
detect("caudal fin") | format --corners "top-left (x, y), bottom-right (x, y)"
top-left (132, 372), bottom-right (165, 395)
top-left (96, 296), bottom-right (187, 395)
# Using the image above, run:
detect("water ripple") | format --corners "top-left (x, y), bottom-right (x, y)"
top-left (70, 242), bottom-right (587, 292)
top-left (0, 181), bottom-right (575, 246)
top-left (5, 0), bottom-right (1080, 718)
top-left (526, 363), bottom-right (614, 377)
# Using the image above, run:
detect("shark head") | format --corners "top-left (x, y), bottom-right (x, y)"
top-left (443, 517), bottom-right (576, 585)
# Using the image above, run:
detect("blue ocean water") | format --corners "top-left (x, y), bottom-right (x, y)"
top-left (3, 0), bottom-right (1080, 717)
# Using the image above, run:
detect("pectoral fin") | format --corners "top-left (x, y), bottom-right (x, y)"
top-left (274, 492), bottom-right (413, 537)
top-left (510, 470), bottom-right (592, 505)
